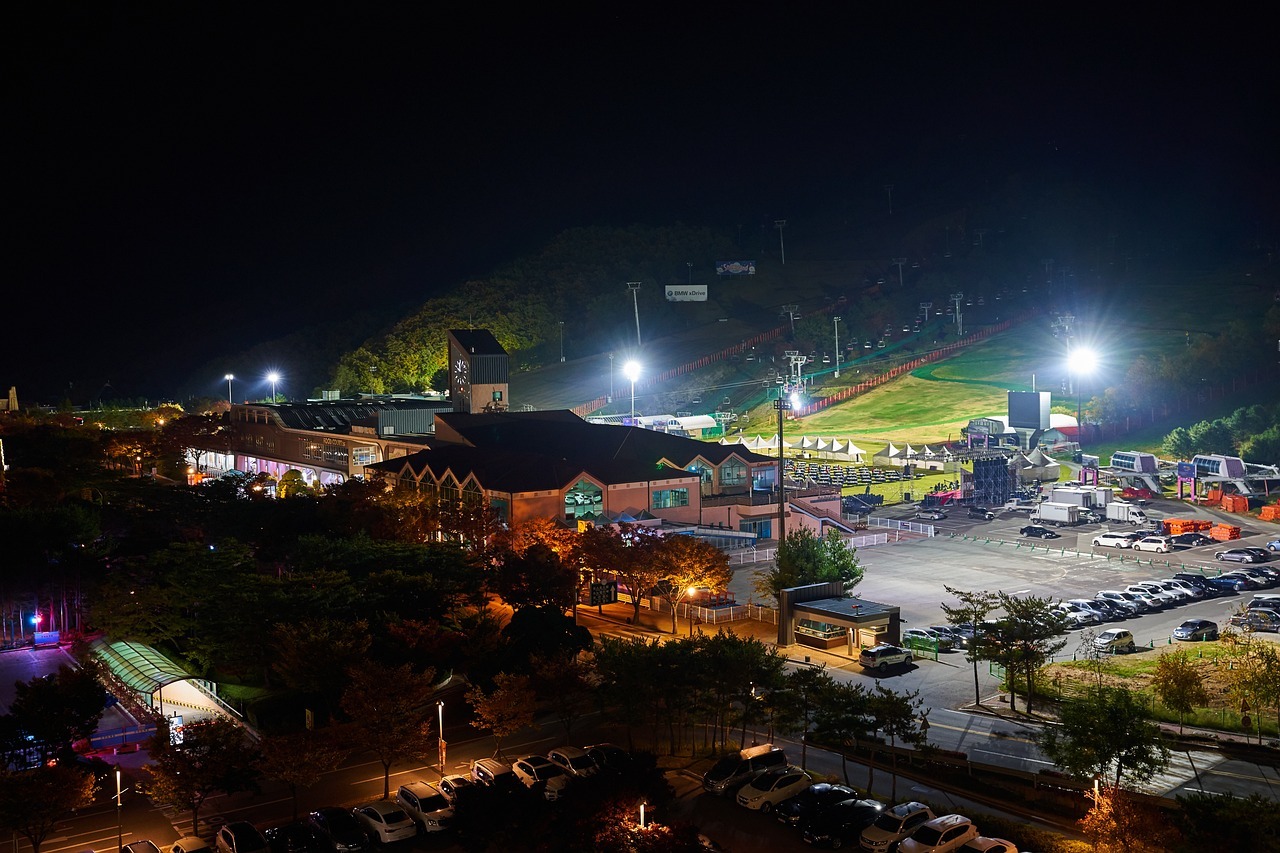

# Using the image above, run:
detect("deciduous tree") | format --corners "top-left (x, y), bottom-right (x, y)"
top-left (145, 717), bottom-right (260, 835)
top-left (1151, 650), bottom-right (1208, 733)
top-left (647, 534), bottom-right (733, 635)
top-left (941, 586), bottom-right (999, 707)
top-left (466, 672), bottom-right (536, 758)
top-left (1038, 687), bottom-right (1169, 790)
top-left (0, 764), bottom-right (96, 853)
top-left (339, 662), bottom-right (438, 799)
top-left (8, 663), bottom-right (107, 763)
top-left (256, 730), bottom-right (350, 820)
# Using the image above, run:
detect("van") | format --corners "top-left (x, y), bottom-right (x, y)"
top-left (701, 743), bottom-right (786, 794)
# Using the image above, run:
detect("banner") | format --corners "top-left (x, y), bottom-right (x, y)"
top-left (716, 260), bottom-right (756, 275)
top-left (665, 285), bottom-right (707, 302)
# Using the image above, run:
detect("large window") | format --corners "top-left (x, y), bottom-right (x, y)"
top-left (740, 519), bottom-right (771, 538)
top-left (462, 480), bottom-right (484, 506)
top-left (398, 471), bottom-right (418, 490)
top-left (439, 474), bottom-right (460, 505)
top-left (651, 488), bottom-right (689, 509)
top-left (688, 461), bottom-right (713, 483)
top-left (720, 458), bottom-right (747, 487)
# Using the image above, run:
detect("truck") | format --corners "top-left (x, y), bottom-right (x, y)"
top-left (1106, 501), bottom-right (1148, 525)
top-left (1002, 499), bottom-right (1037, 515)
top-left (1031, 501), bottom-right (1081, 526)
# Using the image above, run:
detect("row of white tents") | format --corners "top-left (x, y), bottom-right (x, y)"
top-left (721, 435), bottom-right (867, 462)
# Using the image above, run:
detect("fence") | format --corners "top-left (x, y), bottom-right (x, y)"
top-left (860, 516), bottom-right (937, 537)
top-left (616, 590), bottom-right (778, 626)
top-left (729, 547), bottom-right (777, 565)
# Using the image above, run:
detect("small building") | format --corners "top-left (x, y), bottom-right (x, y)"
top-left (777, 581), bottom-right (901, 654)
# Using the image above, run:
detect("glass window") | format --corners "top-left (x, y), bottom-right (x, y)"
top-left (721, 459), bottom-right (747, 486)
top-left (440, 475), bottom-right (460, 505)
top-left (652, 488), bottom-right (689, 509)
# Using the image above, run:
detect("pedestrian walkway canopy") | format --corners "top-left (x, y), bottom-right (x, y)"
top-left (91, 638), bottom-right (192, 693)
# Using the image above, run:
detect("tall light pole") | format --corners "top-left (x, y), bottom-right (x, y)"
top-left (1068, 347), bottom-right (1097, 449)
top-left (267, 372), bottom-right (280, 403)
top-left (624, 360), bottom-right (641, 421)
top-left (627, 282), bottom-right (642, 346)
top-left (224, 373), bottom-right (234, 405)
top-left (559, 321), bottom-right (565, 363)
top-left (832, 317), bottom-right (842, 378)
top-left (773, 387), bottom-right (797, 543)
top-left (950, 291), bottom-right (965, 337)
top-left (608, 352), bottom-right (615, 402)
top-left (892, 257), bottom-right (908, 288)
top-left (436, 701), bottom-right (445, 774)
top-left (774, 220), bottom-right (787, 265)
top-left (115, 767), bottom-right (123, 853)
top-left (884, 184), bottom-right (894, 215)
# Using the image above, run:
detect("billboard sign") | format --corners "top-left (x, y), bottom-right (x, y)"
top-left (1177, 461), bottom-right (1195, 480)
top-left (716, 260), bottom-right (756, 275)
top-left (665, 285), bottom-right (707, 301)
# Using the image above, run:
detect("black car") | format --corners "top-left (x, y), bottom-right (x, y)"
top-left (1173, 573), bottom-right (1220, 596)
top-left (308, 809), bottom-right (369, 853)
top-left (773, 783), bottom-right (859, 827)
top-left (1020, 525), bottom-right (1061, 539)
top-left (801, 798), bottom-right (886, 848)
top-left (265, 824), bottom-right (324, 853)
top-left (966, 506), bottom-right (994, 520)
top-left (1173, 532), bottom-right (1213, 547)
top-left (1242, 547), bottom-right (1275, 563)
top-left (584, 743), bottom-right (632, 775)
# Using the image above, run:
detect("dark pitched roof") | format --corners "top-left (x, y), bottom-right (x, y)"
top-left (449, 329), bottom-right (506, 356)
top-left (266, 399), bottom-right (450, 432)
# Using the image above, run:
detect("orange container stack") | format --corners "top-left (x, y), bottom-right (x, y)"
top-left (1209, 524), bottom-right (1242, 541)
top-left (1261, 505), bottom-right (1280, 522)
top-left (1163, 518), bottom-right (1214, 535)
top-left (1203, 488), bottom-right (1224, 506)
top-left (1221, 494), bottom-right (1251, 513)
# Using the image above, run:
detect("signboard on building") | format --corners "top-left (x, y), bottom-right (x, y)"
top-left (716, 260), bottom-right (756, 275)
top-left (1177, 461), bottom-right (1195, 479)
top-left (665, 285), bottom-right (708, 301)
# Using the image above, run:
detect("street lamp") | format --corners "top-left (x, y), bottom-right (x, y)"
top-left (266, 371), bottom-right (280, 402)
top-left (116, 767), bottom-right (123, 853)
top-left (224, 373), bottom-right (234, 405)
top-left (436, 701), bottom-right (445, 774)
top-left (773, 388), bottom-right (793, 542)
top-left (608, 352), bottom-right (615, 402)
top-left (559, 322), bottom-right (565, 363)
top-left (1068, 347), bottom-right (1097, 448)
top-left (832, 317), bottom-right (842, 378)
top-left (623, 360), bottom-right (641, 421)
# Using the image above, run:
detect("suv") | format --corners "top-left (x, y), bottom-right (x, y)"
top-left (861, 801), bottom-right (936, 851)
top-left (1134, 535), bottom-right (1173, 553)
top-left (702, 743), bottom-right (787, 795)
top-left (215, 825), bottom-right (268, 853)
top-left (966, 506), bottom-right (994, 520)
top-left (395, 782), bottom-right (454, 833)
top-left (859, 643), bottom-right (913, 672)
top-left (547, 746), bottom-right (599, 778)
top-left (900, 814), bottom-right (979, 853)
top-left (1092, 531), bottom-right (1137, 549)
top-left (307, 810), bottom-right (369, 853)
top-left (512, 755), bottom-right (570, 800)
top-left (470, 758), bottom-right (519, 792)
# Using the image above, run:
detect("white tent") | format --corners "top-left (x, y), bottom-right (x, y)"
top-left (886, 442), bottom-right (901, 457)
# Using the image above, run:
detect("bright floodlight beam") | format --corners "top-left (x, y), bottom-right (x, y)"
top-left (224, 373), bottom-right (234, 405)
top-left (1067, 347), bottom-right (1096, 449)
top-left (623, 360), bottom-right (641, 420)
top-left (267, 371), bottom-right (281, 402)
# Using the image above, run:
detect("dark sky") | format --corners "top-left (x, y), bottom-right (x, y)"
top-left (9, 4), bottom-right (1277, 403)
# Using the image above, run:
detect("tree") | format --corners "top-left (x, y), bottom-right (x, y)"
top-left (869, 684), bottom-right (925, 801)
top-left (1161, 425), bottom-right (1195, 460)
top-left (272, 618), bottom-right (372, 716)
top-left (145, 717), bottom-right (261, 835)
top-left (0, 764), bottom-right (96, 853)
top-left (941, 586), bottom-right (999, 707)
top-left (466, 672), bottom-right (536, 758)
top-left (531, 654), bottom-right (598, 737)
top-left (811, 680), bottom-right (874, 785)
top-left (647, 534), bottom-right (733, 635)
top-left (1150, 650), bottom-right (1209, 733)
top-left (494, 543), bottom-right (577, 611)
top-left (987, 593), bottom-right (1068, 713)
top-left (339, 662), bottom-right (438, 799)
top-left (1038, 687), bottom-right (1169, 790)
top-left (1223, 638), bottom-right (1280, 744)
top-left (256, 730), bottom-right (350, 820)
top-left (576, 523), bottom-right (666, 625)
top-left (774, 665), bottom-right (834, 770)
top-left (753, 528), bottom-right (863, 604)
top-left (1080, 785), bottom-right (1181, 853)
top-left (8, 663), bottom-right (107, 763)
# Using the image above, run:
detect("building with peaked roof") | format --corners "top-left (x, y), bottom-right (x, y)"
top-left (368, 409), bottom-right (786, 535)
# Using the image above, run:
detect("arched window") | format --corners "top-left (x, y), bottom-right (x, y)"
top-left (462, 479), bottom-right (484, 506)
top-left (440, 474), bottom-right (460, 505)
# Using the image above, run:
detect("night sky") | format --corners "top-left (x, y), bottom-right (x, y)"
top-left (9, 5), bottom-right (1277, 404)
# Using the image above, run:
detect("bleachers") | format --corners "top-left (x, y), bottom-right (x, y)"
top-left (783, 459), bottom-right (924, 489)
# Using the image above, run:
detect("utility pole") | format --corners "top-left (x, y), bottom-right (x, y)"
top-left (884, 184), bottom-right (894, 215)
top-left (773, 387), bottom-right (792, 544)
top-left (833, 317), bottom-right (842, 378)
top-left (774, 220), bottom-right (788, 265)
top-left (950, 292), bottom-right (965, 337)
top-left (627, 282), bottom-right (642, 346)
top-left (919, 301), bottom-right (933, 327)
top-left (558, 321), bottom-right (565, 362)
top-left (892, 257), bottom-right (908, 287)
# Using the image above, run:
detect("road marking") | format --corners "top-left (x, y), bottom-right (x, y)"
top-left (971, 749), bottom-right (1055, 766)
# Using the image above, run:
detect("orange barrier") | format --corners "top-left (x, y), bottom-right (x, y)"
top-left (1209, 524), bottom-right (1241, 541)
top-left (1163, 518), bottom-right (1213, 535)
top-left (1221, 494), bottom-right (1251, 513)
top-left (1260, 505), bottom-right (1280, 522)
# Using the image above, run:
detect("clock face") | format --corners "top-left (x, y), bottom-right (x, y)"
top-left (453, 358), bottom-right (469, 389)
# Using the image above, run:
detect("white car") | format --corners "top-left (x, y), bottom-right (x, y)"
top-left (1134, 535), bottom-right (1173, 553)
top-left (547, 746), bottom-right (599, 778)
top-left (1092, 531), bottom-right (1137, 549)
top-left (353, 802), bottom-right (418, 843)
top-left (1125, 584), bottom-right (1172, 608)
top-left (171, 839), bottom-right (211, 853)
top-left (512, 755), bottom-right (570, 800)
top-left (734, 765), bottom-right (813, 812)
top-left (900, 814), bottom-right (980, 853)
top-left (957, 837), bottom-right (1020, 853)
top-left (436, 774), bottom-right (475, 803)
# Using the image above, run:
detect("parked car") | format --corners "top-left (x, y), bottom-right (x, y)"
top-left (1173, 532), bottom-right (1213, 547)
top-left (860, 801), bottom-right (937, 851)
top-left (772, 782), bottom-right (858, 826)
top-left (395, 783), bottom-right (454, 834)
top-left (1093, 531), bottom-right (1137, 549)
top-left (735, 765), bottom-right (813, 812)
top-left (1164, 579), bottom-right (1205, 599)
top-left (1172, 573), bottom-right (1221, 596)
top-left (1020, 525), bottom-right (1060, 539)
top-left (899, 814), bottom-right (980, 853)
top-left (1066, 599), bottom-right (1110, 621)
top-left (216, 824), bottom-right (269, 853)
top-left (1242, 547), bottom-right (1274, 562)
top-left (352, 802), bottom-right (417, 844)
top-left (172, 839), bottom-right (211, 853)
top-left (547, 746), bottom-right (599, 778)
top-left (966, 506), bottom-right (994, 520)
top-left (1149, 580), bottom-right (1192, 602)
top-left (902, 628), bottom-right (953, 651)
top-left (126, 843), bottom-right (163, 853)
top-left (1055, 602), bottom-right (1099, 627)
top-left (1097, 589), bottom-right (1150, 613)
top-left (469, 758), bottom-right (520, 793)
top-left (916, 509), bottom-right (947, 520)
top-left (1134, 535), bottom-right (1174, 553)
top-left (1093, 628), bottom-right (1136, 654)
top-left (1091, 596), bottom-right (1136, 618)
top-left (435, 774), bottom-right (476, 804)
top-left (1267, 538), bottom-right (1280, 552)
top-left (1217, 548), bottom-right (1260, 563)
top-left (1126, 583), bottom-right (1177, 607)
top-left (929, 625), bottom-right (969, 648)
top-left (1230, 609), bottom-right (1280, 632)
top-left (956, 838), bottom-right (1020, 853)
top-left (1206, 575), bottom-right (1250, 593)
top-left (584, 743), bottom-right (631, 774)
top-left (702, 744), bottom-right (787, 795)
top-left (264, 823), bottom-right (323, 853)
top-left (859, 643), bottom-right (913, 672)
top-left (800, 797), bottom-right (887, 848)
top-left (1219, 572), bottom-right (1263, 590)
top-left (512, 755), bottom-right (570, 800)
top-left (308, 810), bottom-right (369, 853)
top-left (1173, 619), bottom-right (1218, 642)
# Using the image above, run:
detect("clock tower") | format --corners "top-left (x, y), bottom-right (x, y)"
top-left (446, 329), bottom-right (509, 414)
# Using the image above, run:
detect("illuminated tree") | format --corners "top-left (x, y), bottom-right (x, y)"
top-left (466, 672), bottom-right (536, 758)
top-left (647, 534), bottom-right (732, 635)
top-left (339, 662), bottom-right (438, 799)
top-left (0, 764), bottom-right (96, 853)
top-left (145, 717), bottom-right (260, 835)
